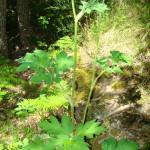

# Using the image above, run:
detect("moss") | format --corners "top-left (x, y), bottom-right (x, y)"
top-left (122, 67), bottom-right (133, 78)
top-left (75, 68), bottom-right (92, 104)
top-left (111, 80), bottom-right (126, 90)
top-left (93, 85), bottom-right (102, 98)
top-left (137, 89), bottom-right (150, 105)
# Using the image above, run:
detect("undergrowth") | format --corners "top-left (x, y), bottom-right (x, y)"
top-left (0, 57), bottom-right (26, 104)
top-left (15, 94), bottom-right (68, 117)
top-left (0, 0), bottom-right (148, 149)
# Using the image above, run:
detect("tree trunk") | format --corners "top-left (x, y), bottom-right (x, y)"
top-left (17, 0), bottom-right (30, 49)
top-left (0, 0), bottom-right (8, 56)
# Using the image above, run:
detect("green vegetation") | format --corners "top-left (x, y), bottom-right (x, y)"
top-left (17, 49), bottom-right (73, 84)
top-left (102, 137), bottom-right (139, 150)
top-left (0, 0), bottom-right (149, 149)
top-left (15, 94), bottom-right (68, 117)
top-left (23, 115), bottom-right (105, 150)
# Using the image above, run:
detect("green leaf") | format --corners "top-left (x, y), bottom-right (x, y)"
top-left (26, 116), bottom-right (105, 150)
top-left (17, 49), bottom-right (73, 85)
top-left (33, 49), bottom-right (51, 67)
top-left (22, 137), bottom-right (56, 150)
top-left (70, 136), bottom-right (89, 150)
top-left (111, 66), bottom-right (123, 74)
top-left (53, 134), bottom-right (70, 149)
top-left (61, 115), bottom-right (74, 135)
top-left (101, 137), bottom-right (139, 150)
top-left (39, 116), bottom-right (64, 136)
top-left (55, 51), bottom-right (73, 73)
top-left (31, 73), bottom-right (52, 84)
top-left (116, 139), bottom-right (139, 150)
top-left (110, 50), bottom-right (131, 64)
top-left (16, 53), bottom-right (36, 72)
top-left (102, 137), bottom-right (117, 150)
top-left (76, 120), bottom-right (106, 138)
top-left (97, 57), bottom-right (108, 67)
top-left (16, 50), bottom-right (51, 71)
top-left (97, 51), bottom-right (130, 74)
top-left (80, 1), bottom-right (109, 14)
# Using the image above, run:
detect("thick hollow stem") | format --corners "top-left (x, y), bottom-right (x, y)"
top-left (71, 0), bottom-right (78, 122)
top-left (71, 21), bottom-right (78, 122)
top-left (71, 0), bottom-right (76, 19)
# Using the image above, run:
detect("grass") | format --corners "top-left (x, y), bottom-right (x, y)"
top-left (80, 0), bottom-right (149, 64)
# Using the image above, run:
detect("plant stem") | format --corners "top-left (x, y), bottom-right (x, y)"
top-left (71, 0), bottom-right (76, 18)
top-left (71, 0), bottom-right (78, 122)
top-left (71, 21), bottom-right (78, 122)
top-left (82, 14), bottom-right (101, 123)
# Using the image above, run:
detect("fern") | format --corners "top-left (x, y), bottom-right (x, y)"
top-left (53, 36), bottom-right (74, 51)
top-left (15, 94), bottom-right (69, 117)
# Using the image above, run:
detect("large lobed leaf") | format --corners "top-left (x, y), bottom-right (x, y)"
top-left (17, 50), bottom-right (73, 85)
top-left (97, 50), bottom-right (131, 74)
top-left (102, 137), bottom-right (139, 150)
top-left (76, 120), bottom-right (106, 138)
top-left (116, 139), bottom-right (139, 150)
top-left (80, 0), bottom-right (109, 14)
top-left (39, 115), bottom-right (74, 136)
top-left (102, 137), bottom-right (117, 150)
top-left (55, 51), bottom-right (74, 73)
top-left (31, 72), bottom-right (52, 84)
top-left (110, 51), bottom-right (131, 65)
top-left (17, 49), bottom-right (51, 72)
top-left (25, 115), bottom-right (106, 150)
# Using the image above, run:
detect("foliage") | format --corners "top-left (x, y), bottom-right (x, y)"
top-left (36, 36), bottom-right (74, 58)
top-left (53, 36), bottom-right (74, 52)
top-left (37, 41), bottom-right (48, 49)
top-left (143, 142), bottom-right (150, 150)
top-left (97, 50), bottom-right (131, 74)
top-left (0, 65), bottom-right (24, 89)
top-left (0, 66), bottom-right (15, 87)
top-left (3, 138), bottom-right (29, 150)
top-left (101, 137), bottom-right (139, 150)
top-left (38, 16), bottom-right (50, 29)
top-left (17, 49), bottom-right (73, 85)
top-left (80, 0), bottom-right (109, 14)
top-left (16, 48), bottom-right (73, 117)
top-left (15, 94), bottom-right (68, 117)
top-left (0, 56), bottom-right (9, 65)
top-left (0, 63), bottom-right (25, 104)
top-left (22, 115), bottom-right (106, 150)
top-left (1, 0), bottom-right (149, 149)
top-left (31, 0), bottom-right (74, 41)
top-left (0, 144), bottom-right (4, 150)
top-left (0, 90), bottom-right (8, 102)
